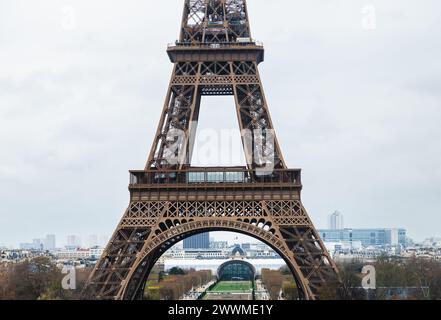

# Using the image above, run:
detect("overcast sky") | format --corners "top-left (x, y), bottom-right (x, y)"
top-left (1, 0), bottom-right (440, 247)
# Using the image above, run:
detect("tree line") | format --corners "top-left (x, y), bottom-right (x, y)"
top-left (0, 257), bottom-right (90, 300)
top-left (1, 256), bottom-right (440, 300)
top-left (320, 256), bottom-right (441, 300)
top-left (261, 268), bottom-right (298, 300)
top-left (145, 267), bottom-right (213, 300)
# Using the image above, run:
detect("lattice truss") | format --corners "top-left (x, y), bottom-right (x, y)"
top-left (85, 227), bottom-right (151, 299)
top-left (279, 226), bottom-right (339, 295)
top-left (121, 200), bottom-right (311, 228)
top-left (148, 83), bottom-right (196, 169)
top-left (148, 60), bottom-right (284, 170)
top-left (86, 200), bottom-right (335, 300)
top-left (181, 0), bottom-right (251, 43)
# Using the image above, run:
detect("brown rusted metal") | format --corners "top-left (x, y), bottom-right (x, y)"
top-left (84, 0), bottom-right (339, 300)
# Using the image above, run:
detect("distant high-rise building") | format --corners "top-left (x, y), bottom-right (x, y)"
top-left (183, 233), bottom-right (210, 249)
top-left (32, 239), bottom-right (43, 251)
top-left (67, 235), bottom-right (81, 248)
top-left (329, 211), bottom-right (344, 230)
top-left (44, 235), bottom-right (56, 250)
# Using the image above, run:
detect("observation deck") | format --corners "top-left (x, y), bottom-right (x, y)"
top-left (128, 167), bottom-right (303, 202)
top-left (167, 41), bottom-right (265, 64)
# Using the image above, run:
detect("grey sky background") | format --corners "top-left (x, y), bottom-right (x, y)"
top-left (1, 0), bottom-right (440, 247)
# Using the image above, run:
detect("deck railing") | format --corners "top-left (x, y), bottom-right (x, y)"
top-left (129, 168), bottom-right (301, 186)
top-left (167, 41), bottom-right (263, 49)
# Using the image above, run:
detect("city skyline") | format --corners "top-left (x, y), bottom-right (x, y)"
top-left (1, 1), bottom-right (441, 247)
top-left (2, 222), bottom-right (433, 250)
top-left (0, 210), bottom-right (432, 248)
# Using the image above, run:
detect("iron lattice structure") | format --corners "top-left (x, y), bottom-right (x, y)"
top-left (84, 0), bottom-right (339, 300)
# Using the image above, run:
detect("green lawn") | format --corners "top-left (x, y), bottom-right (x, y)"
top-left (211, 281), bottom-right (253, 293)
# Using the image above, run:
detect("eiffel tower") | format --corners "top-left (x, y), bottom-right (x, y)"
top-left (84, 0), bottom-right (339, 300)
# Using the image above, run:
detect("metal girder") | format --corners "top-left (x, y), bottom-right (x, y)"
top-left (146, 60), bottom-right (285, 171)
top-left (180, 0), bottom-right (251, 44)
top-left (83, 0), bottom-right (341, 301)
